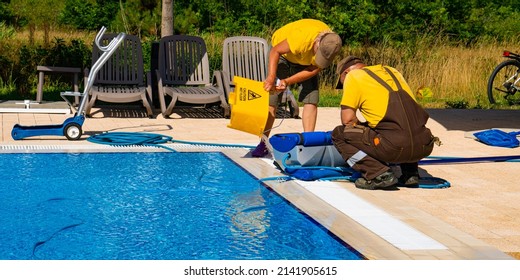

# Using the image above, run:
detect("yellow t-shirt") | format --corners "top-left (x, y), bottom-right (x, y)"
top-left (272, 19), bottom-right (332, 66)
top-left (340, 65), bottom-right (416, 128)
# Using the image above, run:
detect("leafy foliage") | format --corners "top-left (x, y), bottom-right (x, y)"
top-left (6, 0), bottom-right (519, 43)
top-left (59, 0), bottom-right (119, 30)
top-left (8, 39), bottom-right (90, 97)
top-left (111, 0), bottom-right (161, 37)
top-left (1, 0), bottom-right (520, 102)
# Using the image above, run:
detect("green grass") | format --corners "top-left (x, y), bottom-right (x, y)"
top-left (305, 88), bottom-right (520, 110)
top-left (0, 81), bottom-right (74, 101)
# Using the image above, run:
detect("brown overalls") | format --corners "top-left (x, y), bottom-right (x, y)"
top-left (332, 67), bottom-right (435, 180)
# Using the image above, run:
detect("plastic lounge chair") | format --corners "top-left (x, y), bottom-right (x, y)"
top-left (215, 36), bottom-right (299, 118)
top-left (84, 33), bottom-right (153, 118)
top-left (156, 35), bottom-right (229, 118)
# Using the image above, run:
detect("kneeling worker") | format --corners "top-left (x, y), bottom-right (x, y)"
top-left (332, 56), bottom-right (438, 190)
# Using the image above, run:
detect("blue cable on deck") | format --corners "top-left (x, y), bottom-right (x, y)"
top-left (169, 138), bottom-right (256, 149)
top-left (420, 155), bottom-right (520, 165)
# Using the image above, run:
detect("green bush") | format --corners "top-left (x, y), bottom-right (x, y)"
top-left (0, 38), bottom-right (90, 98)
top-left (59, 0), bottom-right (119, 30)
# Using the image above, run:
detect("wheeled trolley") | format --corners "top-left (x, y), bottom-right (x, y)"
top-left (11, 27), bottom-right (125, 140)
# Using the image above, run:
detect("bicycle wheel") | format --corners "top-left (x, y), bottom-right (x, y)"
top-left (487, 59), bottom-right (520, 105)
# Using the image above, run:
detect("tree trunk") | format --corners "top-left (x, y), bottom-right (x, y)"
top-left (28, 23), bottom-right (35, 45)
top-left (161, 0), bottom-right (174, 37)
top-left (43, 23), bottom-right (50, 48)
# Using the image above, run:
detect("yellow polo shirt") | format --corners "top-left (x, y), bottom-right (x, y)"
top-left (340, 65), bottom-right (416, 128)
top-left (272, 19), bottom-right (332, 66)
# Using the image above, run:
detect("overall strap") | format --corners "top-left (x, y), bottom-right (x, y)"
top-left (362, 68), bottom-right (392, 92)
top-left (383, 66), bottom-right (403, 91)
top-left (362, 67), bottom-right (403, 92)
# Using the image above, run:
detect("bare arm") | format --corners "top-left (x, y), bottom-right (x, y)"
top-left (264, 40), bottom-right (289, 92)
top-left (340, 105), bottom-right (358, 126)
top-left (288, 66), bottom-right (321, 85)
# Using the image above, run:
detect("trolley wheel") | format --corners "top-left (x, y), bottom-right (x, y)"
top-left (64, 123), bottom-right (82, 140)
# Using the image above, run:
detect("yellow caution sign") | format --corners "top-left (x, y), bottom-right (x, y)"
top-left (227, 76), bottom-right (269, 136)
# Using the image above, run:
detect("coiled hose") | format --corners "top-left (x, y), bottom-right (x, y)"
top-left (87, 131), bottom-right (256, 152)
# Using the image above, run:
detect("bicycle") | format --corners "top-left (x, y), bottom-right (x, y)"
top-left (487, 50), bottom-right (520, 105)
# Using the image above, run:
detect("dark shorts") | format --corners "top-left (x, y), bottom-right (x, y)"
top-left (269, 57), bottom-right (319, 107)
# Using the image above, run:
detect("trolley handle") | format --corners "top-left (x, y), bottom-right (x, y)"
top-left (76, 27), bottom-right (126, 116)
top-left (94, 26), bottom-right (125, 52)
top-left (86, 27), bottom-right (126, 90)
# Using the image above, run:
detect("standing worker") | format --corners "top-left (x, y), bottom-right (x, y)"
top-left (332, 56), bottom-right (439, 190)
top-left (251, 19), bottom-right (342, 157)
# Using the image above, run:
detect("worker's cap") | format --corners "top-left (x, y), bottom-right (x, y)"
top-left (335, 55), bottom-right (364, 89)
top-left (315, 33), bottom-right (342, 69)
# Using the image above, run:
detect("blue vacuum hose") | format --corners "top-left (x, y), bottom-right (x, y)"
top-left (87, 131), bottom-right (256, 151)
top-left (87, 132), bottom-right (176, 151)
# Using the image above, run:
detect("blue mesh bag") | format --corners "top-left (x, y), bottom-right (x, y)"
top-left (473, 129), bottom-right (520, 148)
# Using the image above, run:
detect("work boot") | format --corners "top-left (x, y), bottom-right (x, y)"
top-left (251, 141), bottom-right (268, 157)
top-left (399, 163), bottom-right (420, 187)
top-left (354, 171), bottom-right (398, 190)
top-left (398, 174), bottom-right (420, 187)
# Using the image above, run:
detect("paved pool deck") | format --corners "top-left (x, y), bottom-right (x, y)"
top-left (1, 104), bottom-right (519, 260)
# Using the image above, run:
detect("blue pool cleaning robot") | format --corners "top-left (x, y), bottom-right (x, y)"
top-left (268, 131), bottom-right (359, 181)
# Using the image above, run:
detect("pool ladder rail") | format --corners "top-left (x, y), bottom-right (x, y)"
top-left (11, 27), bottom-right (126, 141)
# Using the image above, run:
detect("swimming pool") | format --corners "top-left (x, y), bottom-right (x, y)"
top-left (0, 151), bottom-right (364, 260)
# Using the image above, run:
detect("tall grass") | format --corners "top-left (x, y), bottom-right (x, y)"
top-left (2, 28), bottom-right (520, 109)
top-left (10, 28), bottom-right (97, 47)
top-left (334, 36), bottom-right (520, 109)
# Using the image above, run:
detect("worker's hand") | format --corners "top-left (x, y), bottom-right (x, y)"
top-left (275, 79), bottom-right (288, 92)
top-left (264, 77), bottom-right (287, 94)
top-left (263, 76), bottom-right (276, 93)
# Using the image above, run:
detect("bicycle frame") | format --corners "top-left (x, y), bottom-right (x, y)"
top-left (502, 51), bottom-right (520, 91)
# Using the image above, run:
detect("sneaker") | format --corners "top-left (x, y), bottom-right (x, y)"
top-left (251, 141), bottom-right (268, 157)
top-left (354, 171), bottom-right (398, 190)
top-left (398, 174), bottom-right (420, 187)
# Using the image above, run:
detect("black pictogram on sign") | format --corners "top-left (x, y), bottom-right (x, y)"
top-left (248, 90), bottom-right (262, 100)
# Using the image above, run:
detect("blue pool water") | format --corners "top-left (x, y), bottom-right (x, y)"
top-left (0, 152), bottom-right (363, 260)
